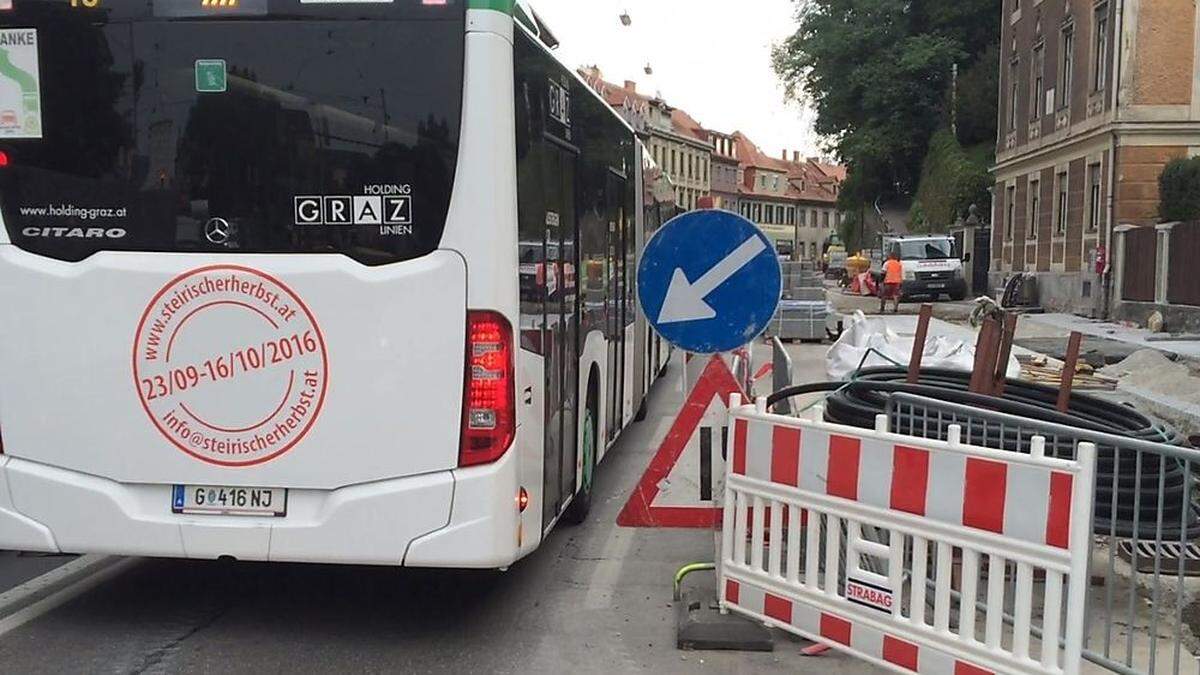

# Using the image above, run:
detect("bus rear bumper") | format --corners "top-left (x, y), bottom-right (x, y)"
top-left (404, 447), bottom-right (524, 570)
top-left (0, 455), bottom-right (466, 566)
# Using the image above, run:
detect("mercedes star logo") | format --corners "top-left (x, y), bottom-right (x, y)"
top-left (205, 217), bottom-right (231, 245)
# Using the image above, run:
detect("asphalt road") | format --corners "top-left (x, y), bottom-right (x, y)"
top-left (0, 343), bottom-right (880, 675)
top-left (828, 288), bottom-right (978, 323)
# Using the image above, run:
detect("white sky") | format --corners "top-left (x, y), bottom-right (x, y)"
top-left (530, 0), bottom-right (824, 160)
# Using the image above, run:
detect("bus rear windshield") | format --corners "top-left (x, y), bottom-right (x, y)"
top-left (0, 2), bottom-right (464, 265)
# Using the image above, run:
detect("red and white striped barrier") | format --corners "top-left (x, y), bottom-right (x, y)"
top-left (719, 397), bottom-right (1095, 675)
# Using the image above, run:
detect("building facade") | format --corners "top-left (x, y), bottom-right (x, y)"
top-left (993, 0), bottom-right (1200, 317)
top-left (735, 136), bottom-right (842, 260)
top-left (708, 130), bottom-right (741, 212)
top-left (580, 67), bottom-right (845, 260)
top-left (579, 68), bottom-right (713, 210)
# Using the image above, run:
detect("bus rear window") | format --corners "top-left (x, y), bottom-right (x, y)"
top-left (0, 3), bottom-right (464, 265)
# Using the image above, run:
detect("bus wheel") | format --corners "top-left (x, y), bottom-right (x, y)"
top-left (563, 396), bottom-right (597, 526)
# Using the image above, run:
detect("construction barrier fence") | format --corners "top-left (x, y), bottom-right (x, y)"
top-left (720, 397), bottom-right (1095, 675)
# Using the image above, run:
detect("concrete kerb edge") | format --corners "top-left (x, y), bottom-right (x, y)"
top-left (0, 554), bottom-right (123, 622)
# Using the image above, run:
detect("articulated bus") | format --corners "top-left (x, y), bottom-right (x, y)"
top-left (0, 0), bottom-right (674, 568)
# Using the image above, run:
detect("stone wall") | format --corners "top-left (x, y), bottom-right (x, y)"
top-left (1114, 300), bottom-right (1200, 334)
top-left (1130, 0), bottom-right (1196, 106)
top-left (1116, 146), bottom-right (1187, 225)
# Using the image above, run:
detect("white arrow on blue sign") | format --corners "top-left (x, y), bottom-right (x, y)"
top-left (638, 210), bottom-right (782, 354)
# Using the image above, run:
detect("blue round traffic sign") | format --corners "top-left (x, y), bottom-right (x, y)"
top-left (638, 210), bottom-right (781, 354)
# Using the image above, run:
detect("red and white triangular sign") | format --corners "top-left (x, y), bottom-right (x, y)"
top-left (617, 354), bottom-right (747, 528)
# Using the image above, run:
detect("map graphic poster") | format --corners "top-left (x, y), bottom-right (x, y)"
top-left (0, 28), bottom-right (41, 139)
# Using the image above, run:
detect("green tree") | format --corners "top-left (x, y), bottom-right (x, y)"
top-left (773, 0), bottom-right (1000, 206)
top-left (1159, 157), bottom-right (1200, 222)
top-left (908, 129), bottom-right (993, 231)
top-left (954, 44), bottom-right (999, 147)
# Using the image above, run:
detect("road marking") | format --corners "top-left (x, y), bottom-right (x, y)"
top-left (0, 555), bottom-right (139, 638)
top-left (584, 526), bottom-right (635, 610)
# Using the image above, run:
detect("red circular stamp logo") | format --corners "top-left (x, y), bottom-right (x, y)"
top-left (132, 265), bottom-right (329, 466)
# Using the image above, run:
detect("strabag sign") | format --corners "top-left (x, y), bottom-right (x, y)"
top-left (133, 266), bottom-right (330, 467)
top-left (0, 28), bottom-right (42, 139)
top-left (845, 577), bottom-right (894, 615)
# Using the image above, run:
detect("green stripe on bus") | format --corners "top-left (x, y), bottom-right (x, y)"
top-left (467, 0), bottom-right (514, 14)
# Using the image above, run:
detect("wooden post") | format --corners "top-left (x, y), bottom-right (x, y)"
top-left (991, 313), bottom-right (1019, 396)
top-left (1057, 331), bottom-right (1083, 413)
top-left (908, 304), bottom-right (934, 384)
top-left (968, 317), bottom-right (1000, 394)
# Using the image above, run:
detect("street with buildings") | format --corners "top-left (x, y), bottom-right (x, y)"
top-left (579, 68), bottom-right (847, 262)
top-left (2, 0), bottom-right (1200, 674)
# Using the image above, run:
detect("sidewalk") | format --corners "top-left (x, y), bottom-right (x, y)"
top-left (1016, 314), bottom-right (1200, 436)
top-left (827, 286), bottom-right (978, 324)
top-left (1025, 313), bottom-right (1200, 362)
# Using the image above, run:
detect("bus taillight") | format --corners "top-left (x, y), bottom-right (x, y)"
top-left (0, 150), bottom-right (9, 168)
top-left (459, 310), bottom-right (515, 467)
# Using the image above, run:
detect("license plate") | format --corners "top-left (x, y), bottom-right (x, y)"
top-left (928, 283), bottom-right (946, 289)
top-left (172, 485), bottom-right (287, 516)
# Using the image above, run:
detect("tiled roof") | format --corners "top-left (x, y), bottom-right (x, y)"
top-left (578, 69), bottom-right (657, 114)
top-left (670, 108), bottom-right (709, 142)
top-left (731, 132), bottom-right (840, 204)
top-left (732, 132), bottom-right (790, 172)
top-left (577, 68), bottom-right (847, 207)
top-left (809, 160), bottom-right (847, 182)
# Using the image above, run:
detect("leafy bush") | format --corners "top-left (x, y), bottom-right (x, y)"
top-left (1159, 157), bottom-right (1200, 222)
top-left (909, 128), bottom-right (993, 231)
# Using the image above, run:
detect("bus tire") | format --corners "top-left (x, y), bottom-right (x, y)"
top-left (563, 384), bottom-right (598, 526)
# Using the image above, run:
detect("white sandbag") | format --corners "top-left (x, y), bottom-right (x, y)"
top-left (825, 311), bottom-right (1021, 381)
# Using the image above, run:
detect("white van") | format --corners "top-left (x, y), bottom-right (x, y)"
top-left (877, 235), bottom-right (967, 301)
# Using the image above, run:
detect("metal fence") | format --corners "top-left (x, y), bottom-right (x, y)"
top-left (885, 392), bottom-right (1200, 674)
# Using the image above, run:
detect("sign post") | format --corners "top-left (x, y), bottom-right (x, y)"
top-left (637, 210), bottom-right (783, 650)
top-left (638, 210), bottom-right (781, 355)
top-left (621, 210), bottom-right (781, 528)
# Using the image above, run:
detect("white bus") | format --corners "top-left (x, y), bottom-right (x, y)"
top-left (0, 0), bottom-right (673, 568)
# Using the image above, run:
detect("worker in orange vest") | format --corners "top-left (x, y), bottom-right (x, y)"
top-left (880, 251), bottom-right (903, 314)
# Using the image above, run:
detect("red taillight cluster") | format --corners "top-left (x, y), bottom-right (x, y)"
top-left (459, 310), bottom-right (515, 467)
top-left (0, 150), bottom-right (10, 168)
